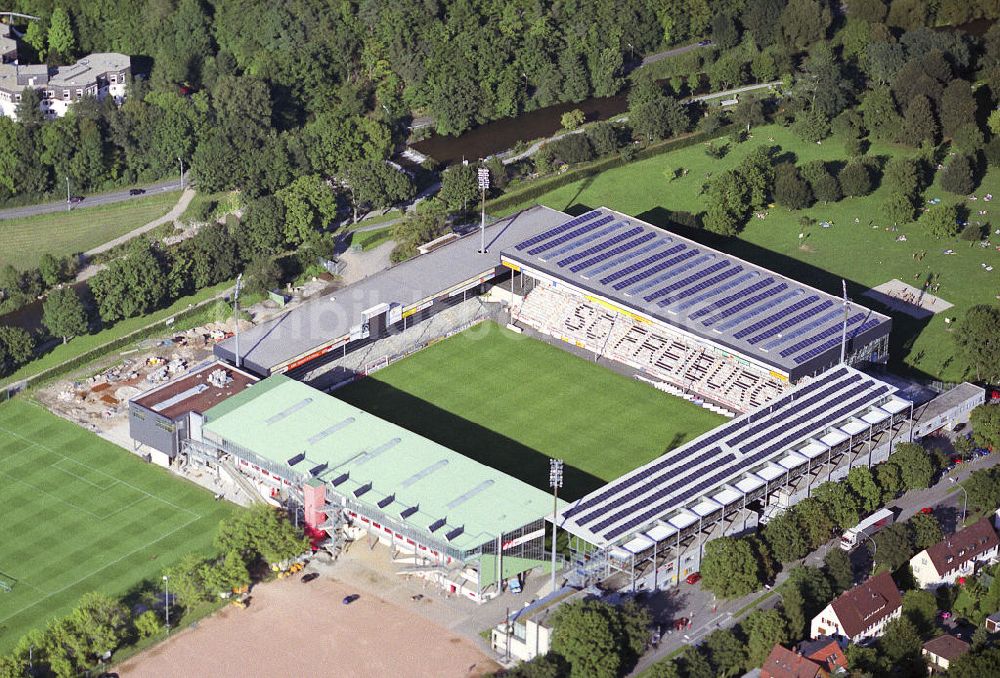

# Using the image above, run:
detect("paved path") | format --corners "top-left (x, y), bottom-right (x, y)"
top-left (0, 178), bottom-right (183, 221)
top-left (638, 41), bottom-right (711, 68)
top-left (74, 188), bottom-right (196, 282)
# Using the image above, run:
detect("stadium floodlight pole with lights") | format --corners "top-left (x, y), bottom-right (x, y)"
top-left (549, 458), bottom-right (564, 594)
top-left (478, 166), bottom-right (490, 253)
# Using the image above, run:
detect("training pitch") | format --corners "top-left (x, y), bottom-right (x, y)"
top-left (337, 322), bottom-right (726, 500)
top-left (0, 400), bottom-right (236, 652)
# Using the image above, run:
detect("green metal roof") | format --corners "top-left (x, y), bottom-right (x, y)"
top-left (203, 375), bottom-right (560, 552)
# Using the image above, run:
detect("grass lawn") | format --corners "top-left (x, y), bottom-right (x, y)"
top-left (500, 124), bottom-right (999, 383)
top-left (0, 399), bottom-right (237, 652)
top-left (351, 226), bottom-right (394, 251)
top-left (336, 322), bottom-right (725, 500)
top-left (0, 191), bottom-right (181, 270)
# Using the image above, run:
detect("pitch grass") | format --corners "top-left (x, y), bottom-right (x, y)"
top-left (0, 399), bottom-right (237, 652)
top-left (0, 191), bottom-right (180, 270)
top-left (336, 322), bottom-right (726, 501)
top-left (501, 124), bottom-right (1000, 383)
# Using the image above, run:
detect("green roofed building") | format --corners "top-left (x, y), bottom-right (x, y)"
top-left (202, 374), bottom-right (561, 602)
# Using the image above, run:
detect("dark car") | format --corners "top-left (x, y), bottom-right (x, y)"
top-left (129, 188), bottom-right (146, 196)
top-left (698, 40), bottom-right (712, 46)
top-left (69, 195), bottom-right (84, 204)
top-left (342, 594), bottom-right (360, 605)
top-left (301, 572), bottom-right (319, 583)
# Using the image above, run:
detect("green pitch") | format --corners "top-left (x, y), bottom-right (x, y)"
top-left (337, 322), bottom-right (726, 501)
top-left (0, 399), bottom-right (236, 652)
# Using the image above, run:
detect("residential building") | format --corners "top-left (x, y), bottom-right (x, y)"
top-left (922, 634), bottom-right (969, 672)
top-left (0, 52), bottom-right (130, 119)
top-left (490, 588), bottom-right (585, 662)
top-left (796, 637), bottom-right (848, 675)
top-left (760, 644), bottom-right (828, 678)
top-left (810, 571), bottom-right (902, 644)
top-left (910, 518), bottom-right (999, 590)
top-left (0, 23), bottom-right (16, 63)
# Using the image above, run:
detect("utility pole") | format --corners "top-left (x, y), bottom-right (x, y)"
top-left (549, 459), bottom-right (564, 594)
top-left (178, 157), bottom-right (184, 190)
top-left (478, 167), bottom-right (490, 254)
top-left (65, 176), bottom-right (70, 211)
top-left (233, 273), bottom-right (243, 368)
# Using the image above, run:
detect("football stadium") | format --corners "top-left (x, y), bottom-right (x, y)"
top-left (127, 205), bottom-right (943, 599)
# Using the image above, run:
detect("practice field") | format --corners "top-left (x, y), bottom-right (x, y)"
top-left (0, 190), bottom-right (180, 269)
top-left (337, 322), bottom-right (726, 500)
top-left (0, 399), bottom-right (236, 652)
top-left (501, 124), bottom-right (999, 383)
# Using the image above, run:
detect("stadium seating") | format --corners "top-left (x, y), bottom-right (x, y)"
top-left (513, 285), bottom-right (789, 412)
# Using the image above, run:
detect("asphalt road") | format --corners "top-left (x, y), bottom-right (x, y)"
top-left (0, 178), bottom-right (183, 220)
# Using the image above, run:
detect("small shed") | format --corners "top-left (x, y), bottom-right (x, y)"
top-left (986, 611), bottom-right (1000, 634)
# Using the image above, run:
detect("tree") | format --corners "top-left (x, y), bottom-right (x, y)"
top-left (133, 610), bottom-right (164, 639)
top-left (680, 646), bottom-right (714, 678)
top-left (277, 175), bottom-right (337, 246)
top-left (793, 108), bottom-right (830, 143)
top-left (47, 7), bottom-right (76, 62)
top-left (883, 156), bottom-right (922, 198)
top-left (439, 164), bottom-right (479, 213)
top-left (964, 468), bottom-right (1000, 514)
top-left (949, 646), bottom-right (1000, 678)
top-left (955, 308), bottom-right (1000, 382)
top-left (780, 0), bottom-right (831, 51)
top-left (940, 154), bottom-right (976, 196)
top-left (940, 80), bottom-right (978, 140)
top-left (879, 616), bottom-right (922, 667)
top-left (700, 536), bottom-right (763, 598)
top-left (702, 629), bottom-right (747, 677)
top-left (901, 95), bottom-right (938, 147)
top-left (813, 482), bottom-right (860, 531)
top-left (561, 109), bottom-right (585, 131)
top-left (344, 160), bottom-right (415, 221)
top-left (824, 548), bottom-right (854, 593)
top-left (847, 467), bottom-right (881, 514)
top-left (901, 588), bottom-right (938, 635)
top-left (873, 523), bottom-right (912, 571)
top-left (794, 497), bottom-right (836, 550)
top-left (838, 161), bottom-right (873, 198)
top-left (704, 170), bottom-right (750, 236)
top-left (201, 550), bottom-right (251, 596)
top-left (0, 325), bottom-right (36, 375)
top-left (586, 122), bottom-right (620, 156)
top-left (629, 85), bottom-right (689, 142)
top-left (242, 195), bottom-right (287, 258)
top-left (743, 609), bottom-right (790, 667)
top-left (42, 287), bottom-right (88, 344)
top-left (908, 512), bottom-right (943, 551)
top-left (550, 599), bottom-right (649, 678)
top-left (243, 256), bottom-right (282, 296)
top-left (773, 163), bottom-right (813, 210)
top-left (918, 201), bottom-right (960, 238)
top-left (850, 0), bottom-right (888, 22)
top-left (861, 87), bottom-right (902, 142)
top-left (800, 161), bottom-right (841, 203)
top-left (66, 592), bottom-right (129, 662)
top-left (163, 553), bottom-right (211, 609)
top-left (763, 510), bottom-right (810, 563)
top-left (215, 504), bottom-right (309, 566)
top-left (882, 192), bottom-right (917, 226)
top-left (23, 20), bottom-right (46, 61)
top-left (890, 443), bottom-right (936, 490)
top-left (733, 96), bottom-right (765, 132)
top-left (782, 566), bottom-right (833, 638)
top-left (507, 653), bottom-right (569, 678)
top-left (969, 404), bottom-right (1000, 451)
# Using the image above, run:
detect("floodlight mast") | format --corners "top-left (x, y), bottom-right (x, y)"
top-left (478, 167), bottom-right (490, 253)
top-left (549, 459), bottom-right (564, 594)
top-left (234, 273), bottom-right (243, 368)
top-left (839, 279), bottom-right (848, 365)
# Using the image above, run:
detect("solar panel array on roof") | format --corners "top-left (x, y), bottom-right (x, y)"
top-left (503, 208), bottom-right (890, 378)
top-left (557, 366), bottom-right (905, 547)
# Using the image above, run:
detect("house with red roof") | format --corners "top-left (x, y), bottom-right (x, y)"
top-left (809, 571), bottom-right (902, 644)
top-left (910, 518), bottom-right (999, 590)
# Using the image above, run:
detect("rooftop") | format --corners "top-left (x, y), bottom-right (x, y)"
top-left (131, 360), bottom-right (259, 420)
top-left (922, 634), bottom-right (970, 661)
top-left (559, 365), bottom-right (907, 547)
top-left (0, 52), bottom-right (128, 94)
top-left (923, 518), bottom-right (999, 575)
top-left (202, 375), bottom-right (560, 553)
top-left (829, 571), bottom-right (902, 639)
top-left (915, 382), bottom-right (985, 423)
top-left (214, 205), bottom-right (570, 374)
top-left (501, 208), bottom-right (891, 377)
top-left (760, 644), bottom-right (824, 678)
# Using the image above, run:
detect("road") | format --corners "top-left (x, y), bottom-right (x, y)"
top-left (630, 447), bottom-right (1000, 675)
top-left (0, 178), bottom-right (182, 221)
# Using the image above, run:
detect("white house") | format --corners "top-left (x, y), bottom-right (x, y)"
top-left (910, 518), bottom-right (999, 590)
top-left (490, 588), bottom-right (584, 663)
top-left (810, 571), bottom-right (902, 644)
top-left (922, 634), bottom-right (970, 673)
top-left (0, 52), bottom-right (130, 120)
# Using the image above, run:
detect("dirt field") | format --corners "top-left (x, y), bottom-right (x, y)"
top-left (863, 278), bottom-right (954, 319)
top-left (118, 575), bottom-right (500, 678)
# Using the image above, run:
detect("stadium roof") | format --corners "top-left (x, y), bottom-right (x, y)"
top-left (131, 360), bottom-right (258, 420)
top-left (501, 208), bottom-right (891, 377)
top-left (558, 365), bottom-right (910, 548)
top-left (203, 375), bottom-right (559, 553)
top-left (215, 205), bottom-right (569, 375)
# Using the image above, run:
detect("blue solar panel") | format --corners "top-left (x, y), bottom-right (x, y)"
top-left (527, 215), bottom-right (615, 255)
top-left (739, 373), bottom-right (860, 448)
top-left (558, 227), bottom-right (644, 267)
top-left (514, 210), bottom-right (601, 251)
top-left (540, 220), bottom-right (625, 261)
top-left (734, 294), bottom-right (819, 340)
top-left (793, 318), bottom-right (884, 364)
top-left (664, 268), bottom-right (750, 312)
top-left (613, 249), bottom-right (701, 291)
top-left (689, 276), bottom-right (770, 320)
top-left (579, 238), bottom-right (662, 278)
top-left (644, 261), bottom-right (730, 303)
top-left (779, 314), bottom-right (864, 358)
top-left (710, 286), bottom-right (797, 330)
top-left (702, 283), bottom-right (787, 327)
top-left (746, 299), bottom-right (833, 345)
top-left (600, 243), bottom-right (687, 285)
top-left (623, 252), bottom-right (709, 296)
top-left (761, 307), bottom-right (843, 351)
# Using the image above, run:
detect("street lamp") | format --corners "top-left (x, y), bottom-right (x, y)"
top-left (549, 459), bottom-right (564, 594)
top-left (65, 176), bottom-right (70, 211)
top-left (950, 477), bottom-right (968, 524)
top-left (477, 167), bottom-right (490, 254)
top-left (178, 157), bottom-right (184, 190)
top-left (860, 530), bottom-right (877, 576)
top-left (162, 575), bottom-right (170, 631)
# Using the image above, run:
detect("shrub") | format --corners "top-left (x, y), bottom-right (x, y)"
top-left (839, 160), bottom-right (873, 197)
top-left (549, 133), bottom-right (594, 165)
top-left (560, 109), bottom-right (585, 130)
top-left (940, 154), bottom-right (975, 196)
top-left (773, 163), bottom-right (813, 210)
top-left (793, 108), bottom-right (831, 143)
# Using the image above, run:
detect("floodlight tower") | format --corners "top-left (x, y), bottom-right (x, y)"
top-left (478, 167), bottom-right (490, 253)
top-left (233, 273), bottom-right (243, 368)
top-left (549, 458), bottom-right (564, 594)
top-left (839, 279), bottom-right (848, 364)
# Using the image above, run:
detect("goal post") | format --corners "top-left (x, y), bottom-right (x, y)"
top-left (0, 572), bottom-right (15, 592)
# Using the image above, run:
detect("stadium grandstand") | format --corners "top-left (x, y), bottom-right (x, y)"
top-left (502, 208), bottom-right (892, 412)
top-left (197, 374), bottom-right (559, 602)
top-left (557, 365), bottom-right (914, 590)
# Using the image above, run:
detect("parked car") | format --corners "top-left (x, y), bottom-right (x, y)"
top-left (129, 188), bottom-right (146, 196)
top-left (672, 617), bottom-right (690, 630)
top-left (69, 195), bottom-right (84, 204)
top-left (342, 594), bottom-right (360, 605)
top-left (301, 572), bottom-right (319, 583)
top-left (686, 572), bottom-right (701, 585)
top-left (698, 39), bottom-right (712, 46)
top-left (920, 507), bottom-right (934, 515)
